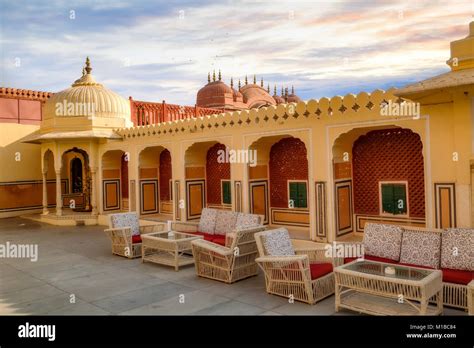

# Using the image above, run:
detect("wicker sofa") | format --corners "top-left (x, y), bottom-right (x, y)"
top-left (342, 223), bottom-right (473, 312)
top-left (173, 208), bottom-right (266, 283)
top-left (255, 228), bottom-right (335, 304)
top-left (104, 212), bottom-right (166, 259)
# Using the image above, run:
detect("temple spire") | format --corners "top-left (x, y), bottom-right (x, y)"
top-left (85, 56), bottom-right (92, 74)
top-left (218, 69), bottom-right (222, 81)
top-left (82, 67), bottom-right (86, 76)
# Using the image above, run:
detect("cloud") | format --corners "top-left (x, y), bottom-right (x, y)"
top-left (0, 0), bottom-right (471, 104)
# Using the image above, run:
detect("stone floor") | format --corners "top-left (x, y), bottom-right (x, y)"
top-left (0, 217), bottom-right (466, 316)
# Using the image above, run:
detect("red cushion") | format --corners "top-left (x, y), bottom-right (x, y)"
top-left (132, 235), bottom-right (142, 244)
top-left (344, 257), bottom-right (357, 264)
top-left (344, 255), bottom-right (397, 264)
top-left (309, 263), bottom-right (333, 280)
top-left (441, 268), bottom-right (473, 285)
top-left (211, 236), bottom-right (226, 246)
top-left (364, 255), bottom-right (398, 264)
top-left (398, 262), bottom-right (433, 270)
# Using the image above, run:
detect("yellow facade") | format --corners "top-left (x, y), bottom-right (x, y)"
top-left (0, 23), bottom-right (473, 242)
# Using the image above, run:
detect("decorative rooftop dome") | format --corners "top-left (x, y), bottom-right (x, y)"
top-left (43, 57), bottom-right (131, 121)
top-left (196, 70), bottom-right (234, 109)
top-left (240, 76), bottom-right (276, 109)
top-left (287, 86), bottom-right (302, 103)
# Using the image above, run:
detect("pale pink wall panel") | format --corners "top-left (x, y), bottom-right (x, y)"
top-left (19, 100), bottom-right (41, 120)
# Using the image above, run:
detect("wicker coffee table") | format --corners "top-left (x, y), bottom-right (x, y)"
top-left (335, 260), bottom-right (443, 315)
top-left (141, 231), bottom-right (203, 271)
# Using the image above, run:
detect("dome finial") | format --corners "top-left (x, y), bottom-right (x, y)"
top-left (245, 75), bottom-right (248, 85)
top-left (212, 70), bottom-right (216, 82)
top-left (253, 75), bottom-right (256, 84)
top-left (274, 85), bottom-right (277, 96)
top-left (285, 87), bottom-right (288, 96)
top-left (230, 77), bottom-right (234, 88)
top-left (281, 86), bottom-right (284, 96)
top-left (291, 85), bottom-right (294, 94)
top-left (82, 67), bottom-right (86, 76)
top-left (85, 56), bottom-right (92, 74)
top-left (238, 79), bottom-right (241, 90)
top-left (260, 77), bottom-right (264, 87)
top-left (267, 83), bottom-right (270, 93)
top-left (218, 69), bottom-right (222, 81)
top-left (207, 72), bottom-right (211, 83)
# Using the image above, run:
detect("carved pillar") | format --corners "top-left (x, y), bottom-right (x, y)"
top-left (42, 170), bottom-right (49, 215)
top-left (90, 167), bottom-right (98, 215)
top-left (55, 170), bottom-right (62, 216)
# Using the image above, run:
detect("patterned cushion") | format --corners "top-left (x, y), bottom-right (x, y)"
top-left (110, 213), bottom-right (140, 236)
top-left (362, 223), bottom-right (403, 261)
top-left (441, 228), bottom-right (474, 271)
top-left (262, 228), bottom-right (295, 256)
top-left (214, 210), bottom-right (238, 235)
top-left (235, 213), bottom-right (261, 230)
top-left (197, 208), bottom-right (217, 234)
top-left (400, 229), bottom-right (441, 269)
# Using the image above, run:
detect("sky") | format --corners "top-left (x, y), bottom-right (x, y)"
top-left (0, 0), bottom-right (472, 105)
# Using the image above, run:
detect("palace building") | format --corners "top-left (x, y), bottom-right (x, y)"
top-left (0, 22), bottom-right (473, 243)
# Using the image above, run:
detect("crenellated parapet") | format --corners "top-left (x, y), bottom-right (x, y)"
top-left (118, 88), bottom-right (403, 139)
top-left (0, 87), bottom-right (53, 102)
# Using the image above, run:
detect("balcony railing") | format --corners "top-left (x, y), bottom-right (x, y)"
top-left (130, 97), bottom-right (222, 126)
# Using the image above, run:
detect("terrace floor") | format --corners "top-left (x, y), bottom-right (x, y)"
top-left (0, 217), bottom-right (467, 316)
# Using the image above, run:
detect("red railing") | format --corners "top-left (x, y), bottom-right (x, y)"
top-left (130, 97), bottom-right (222, 126)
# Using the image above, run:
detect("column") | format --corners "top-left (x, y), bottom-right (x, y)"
top-left (90, 167), bottom-right (98, 215)
top-left (42, 170), bottom-right (49, 215)
top-left (55, 169), bottom-right (62, 216)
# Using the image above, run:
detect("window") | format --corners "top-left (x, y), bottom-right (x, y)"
top-left (380, 183), bottom-right (407, 215)
top-left (222, 180), bottom-right (231, 205)
top-left (289, 181), bottom-right (307, 208)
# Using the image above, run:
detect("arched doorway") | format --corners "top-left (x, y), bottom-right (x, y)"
top-left (138, 146), bottom-right (173, 217)
top-left (71, 157), bottom-right (83, 193)
top-left (248, 135), bottom-right (310, 239)
top-left (184, 141), bottom-right (230, 220)
top-left (332, 127), bottom-right (426, 240)
top-left (62, 147), bottom-right (91, 212)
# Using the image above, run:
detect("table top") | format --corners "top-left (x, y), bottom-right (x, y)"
top-left (339, 259), bottom-right (435, 281)
top-left (141, 231), bottom-right (202, 241)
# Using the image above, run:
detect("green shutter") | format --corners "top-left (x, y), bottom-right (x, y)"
top-left (392, 184), bottom-right (407, 214)
top-left (222, 181), bottom-right (231, 204)
top-left (288, 182), bottom-right (307, 208)
top-left (289, 183), bottom-right (298, 207)
top-left (381, 184), bottom-right (394, 214)
top-left (298, 182), bottom-right (307, 208)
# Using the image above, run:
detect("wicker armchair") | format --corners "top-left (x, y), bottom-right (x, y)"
top-left (255, 228), bottom-right (335, 304)
top-left (104, 212), bottom-right (166, 259)
top-left (191, 225), bottom-right (266, 283)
